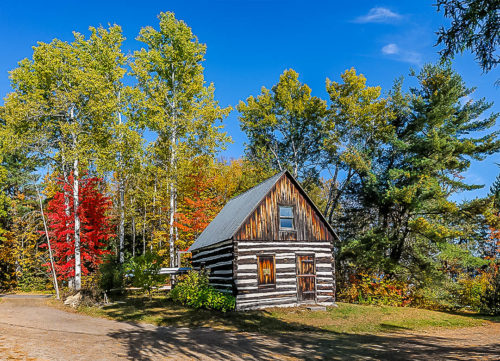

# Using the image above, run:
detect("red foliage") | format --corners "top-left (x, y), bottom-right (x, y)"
top-left (45, 175), bottom-right (113, 280)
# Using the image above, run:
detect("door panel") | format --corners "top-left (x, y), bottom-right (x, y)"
top-left (296, 254), bottom-right (316, 302)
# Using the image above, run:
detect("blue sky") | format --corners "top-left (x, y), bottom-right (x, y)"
top-left (0, 0), bottom-right (498, 200)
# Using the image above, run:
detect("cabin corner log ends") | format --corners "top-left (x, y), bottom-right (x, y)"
top-left (189, 170), bottom-right (337, 310)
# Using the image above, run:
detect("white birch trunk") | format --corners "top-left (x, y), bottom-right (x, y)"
top-left (142, 206), bottom-right (147, 254)
top-left (73, 156), bottom-right (81, 291)
top-left (37, 188), bottom-right (60, 299)
top-left (118, 178), bottom-right (125, 263)
top-left (132, 212), bottom-right (136, 258)
top-left (62, 161), bottom-right (74, 289)
top-left (152, 174), bottom-right (157, 243)
top-left (169, 129), bottom-right (177, 267)
top-left (117, 106), bottom-right (125, 263)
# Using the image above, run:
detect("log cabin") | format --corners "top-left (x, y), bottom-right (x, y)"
top-left (188, 170), bottom-right (337, 310)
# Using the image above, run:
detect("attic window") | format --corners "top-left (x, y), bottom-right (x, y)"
top-left (279, 206), bottom-right (294, 230)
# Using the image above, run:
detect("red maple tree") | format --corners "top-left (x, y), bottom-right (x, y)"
top-left (45, 175), bottom-right (113, 280)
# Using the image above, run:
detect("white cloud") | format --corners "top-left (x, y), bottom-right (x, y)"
top-left (355, 7), bottom-right (402, 23)
top-left (381, 43), bottom-right (422, 65)
top-left (382, 43), bottom-right (399, 55)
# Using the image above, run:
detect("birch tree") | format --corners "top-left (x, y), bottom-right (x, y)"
top-left (131, 12), bottom-right (231, 267)
top-left (88, 25), bottom-right (144, 264)
top-left (3, 26), bottom-right (120, 290)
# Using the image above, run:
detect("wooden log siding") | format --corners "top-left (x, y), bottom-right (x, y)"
top-left (234, 238), bottom-right (335, 309)
top-left (191, 240), bottom-right (234, 292)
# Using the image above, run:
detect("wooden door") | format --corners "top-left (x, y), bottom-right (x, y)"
top-left (296, 254), bottom-right (316, 302)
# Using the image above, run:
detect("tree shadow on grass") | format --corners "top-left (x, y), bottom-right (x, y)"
top-left (104, 300), bottom-right (500, 360)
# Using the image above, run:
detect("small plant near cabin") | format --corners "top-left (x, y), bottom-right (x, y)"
top-left (170, 270), bottom-right (235, 312)
top-left (126, 252), bottom-right (165, 300)
top-left (339, 273), bottom-right (412, 307)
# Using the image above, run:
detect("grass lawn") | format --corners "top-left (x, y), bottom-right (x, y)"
top-left (75, 294), bottom-right (498, 335)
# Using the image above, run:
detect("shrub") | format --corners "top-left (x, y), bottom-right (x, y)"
top-left (401, 267), bottom-right (500, 313)
top-left (80, 274), bottom-right (105, 306)
top-left (171, 270), bottom-right (235, 312)
top-left (411, 281), bottom-right (457, 311)
top-left (17, 272), bottom-right (51, 292)
top-left (455, 272), bottom-right (492, 311)
top-left (480, 266), bottom-right (500, 315)
top-left (338, 273), bottom-right (412, 307)
top-left (98, 255), bottom-right (125, 293)
top-left (126, 252), bottom-right (165, 300)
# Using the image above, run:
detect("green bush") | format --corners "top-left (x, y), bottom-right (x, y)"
top-left (411, 282), bottom-right (456, 311)
top-left (126, 252), bottom-right (165, 300)
top-left (99, 255), bottom-right (125, 292)
top-left (408, 268), bottom-right (500, 314)
top-left (170, 270), bottom-right (235, 312)
top-left (454, 272), bottom-right (492, 311)
top-left (480, 267), bottom-right (500, 315)
top-left (17, 269), bottom-right (51, 292)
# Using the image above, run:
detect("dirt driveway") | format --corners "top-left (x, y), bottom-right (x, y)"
top-left (0, 296), bottom-right (498, 360)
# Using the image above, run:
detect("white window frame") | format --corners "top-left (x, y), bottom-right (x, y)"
top-left (279, 205), bottom-right (294, 230)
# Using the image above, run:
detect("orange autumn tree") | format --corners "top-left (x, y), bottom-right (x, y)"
top-left (173, 158), bottom-right (273, 266)
top-left (174, 163), bottom-right (222, 260)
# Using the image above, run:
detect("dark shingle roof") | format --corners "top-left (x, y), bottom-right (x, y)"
top-left (188, 171), bottom-right (286, 252)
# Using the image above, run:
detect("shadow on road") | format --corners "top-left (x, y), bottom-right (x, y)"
top-left (107, 319), bottom-right (500, 360)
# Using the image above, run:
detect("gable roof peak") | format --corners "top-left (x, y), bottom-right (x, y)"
top-left (188, 170), bottom-right (285, 252)
top-left (188, 169), bottom-right (338, 252)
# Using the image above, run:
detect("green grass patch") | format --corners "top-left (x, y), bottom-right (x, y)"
top-left (75, 294), bottom-right (498, 335)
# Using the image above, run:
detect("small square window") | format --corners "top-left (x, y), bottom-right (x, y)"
top-left (258, 255), bottom-right (276, 286)
top-left (279, 206), bottom-right (294, 230)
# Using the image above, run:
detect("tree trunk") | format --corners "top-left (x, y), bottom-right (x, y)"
top-left (117, 104), bottom-right (126, 264)
top-left (142, 205), bottom-right (147, 254)
top-left (73, 157), bottom-right (81, 291)
top-left (132, 212), bottom-right (136, 258)
top-left (152, 174), bottom-right (157, 249)
top-left (62, 161), bottom-right (74, 289)
top-left (118, 176), bottom-right (125, 264)
top-left (37, 188), bottom-right (60, 300)
top-left (169, 129), bottom-right (177, 267)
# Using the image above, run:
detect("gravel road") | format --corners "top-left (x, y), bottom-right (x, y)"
top-left (0, 296), bottom-right (498, 360)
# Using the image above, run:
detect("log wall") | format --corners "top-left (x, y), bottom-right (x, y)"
top-left (191, 239), bottom-right (234, 293)
top-left (234, 240), bottom-right (334, 310)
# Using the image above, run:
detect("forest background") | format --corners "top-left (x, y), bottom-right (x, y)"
top-left (0, 1), bottom-right (499, 313)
